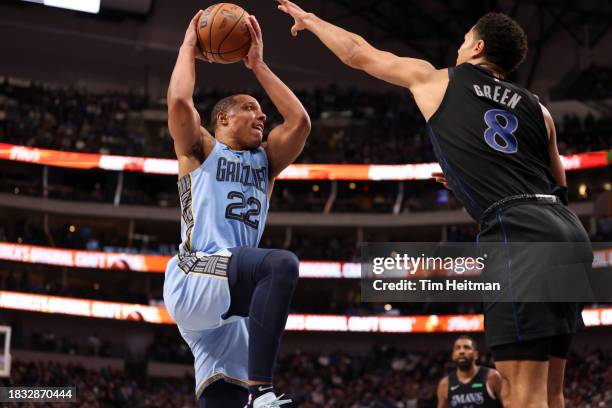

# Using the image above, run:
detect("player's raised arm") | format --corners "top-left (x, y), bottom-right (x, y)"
top-left (276, 0), bottom-right (436, 91)
top-left (167, 10), bottom-right (215, 177)
top-left (243, 15), bottom-right (311, 180)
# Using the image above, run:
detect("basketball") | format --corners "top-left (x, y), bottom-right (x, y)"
top-left (197, 3), bottom-right (251, 64)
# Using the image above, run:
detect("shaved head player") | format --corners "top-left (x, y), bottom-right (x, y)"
top-left (164, 11), bottom-right (310, 408)
top-left (437, 336), bottom-right (508, 407)
top-left (278, 1), bottom-right (593, 407)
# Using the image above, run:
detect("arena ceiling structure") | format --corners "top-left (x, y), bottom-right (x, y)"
top-left (328, 0), bottom-right (612, 86)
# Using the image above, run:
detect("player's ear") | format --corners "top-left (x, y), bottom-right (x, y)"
top-left (473, 38), bottom-right (485, 59)
top-left (218, 111), bottom-right (229, 126)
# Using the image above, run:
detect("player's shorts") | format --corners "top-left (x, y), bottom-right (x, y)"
top-left (477, 195), bottom-right (592, 349)
top-left (491, 333), bottom-right (573, 361)
top-left (163, 246), bottom-right (283, 399)
top-left (163, 249), bottom-right (248, 399)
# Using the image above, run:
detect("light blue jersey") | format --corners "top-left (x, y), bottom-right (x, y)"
top-left (163, 140), bottom-right (269, 398)
top-left (178, 140), bottom-right (269, 255)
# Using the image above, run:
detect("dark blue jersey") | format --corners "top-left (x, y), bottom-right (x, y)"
top-left (428, 63), bottom-right (561, 221)
top-left (447, 366), bottom-right (502, 408)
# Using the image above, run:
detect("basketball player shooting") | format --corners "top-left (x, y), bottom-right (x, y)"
top-left (164, 10), bottom-right (310, 408)
top-left (437, 336), bottom-right (508, 408)
top-left (278, 1), bottom-right (593, 407)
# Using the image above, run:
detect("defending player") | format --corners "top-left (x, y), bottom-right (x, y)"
top-left (277, 2), bottom-right (592, 407)
top-left (437, 336), bottom-right (508, 408)
top-left (164, 10), bottom-right (310, 408)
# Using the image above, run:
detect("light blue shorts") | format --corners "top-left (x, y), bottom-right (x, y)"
top-left (163, 252), bottom-right (248, 398)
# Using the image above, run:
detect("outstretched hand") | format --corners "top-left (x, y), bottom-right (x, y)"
top-left (432, 172), bottom-right (451, 190)
top-left (243, 15), bottom-right (264, 69)
top-left (182, 10), bottom-right (210, 62)
top-left (276, 0), bottom-right (311, 37)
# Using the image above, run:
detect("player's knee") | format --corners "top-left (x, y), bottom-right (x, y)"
top-left (267, 250), bottom-right (299, 288)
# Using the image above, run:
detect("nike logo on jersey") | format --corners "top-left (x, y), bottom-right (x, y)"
top-left (450, 385), bottom-right (460, 391)
top-left (258, 386), bottom-right (273, 392)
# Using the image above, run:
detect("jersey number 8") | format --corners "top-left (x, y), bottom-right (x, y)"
top-left (483, 109), bottom-right (519, 154)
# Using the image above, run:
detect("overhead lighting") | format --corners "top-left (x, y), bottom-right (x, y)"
top-left (23, 0), bottom-right (101, 14)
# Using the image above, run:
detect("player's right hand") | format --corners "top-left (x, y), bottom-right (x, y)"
top-left (431, 172), bottom-right (451, 190)
top-left (182, 10), bottom-right (211, 62)
top-left (276, 0), bottom-right (312, 37)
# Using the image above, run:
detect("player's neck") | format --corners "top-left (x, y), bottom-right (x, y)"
top-left (468, 59), bottom-right (504, 78)
top-left (456, 364), bottom-right (479, 382)
top-left (216, 133), bottom-right (249, 151)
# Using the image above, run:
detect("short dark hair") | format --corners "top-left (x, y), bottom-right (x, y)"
top-left (455, 335), bottom-right (477, 350)
top-left (210, 95), bottom-right (238, 131)
top-left (473, 12), bottom-right (528, 74)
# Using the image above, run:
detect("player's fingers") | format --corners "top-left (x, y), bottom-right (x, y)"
top-left (249, 15), bottom-right (262, 39)
top-left (191, 9), bottom-right (204, 25)
top-left (291, 24), bottom-right (299, 36)
top-left (245, 19), bottom-right (259, 44)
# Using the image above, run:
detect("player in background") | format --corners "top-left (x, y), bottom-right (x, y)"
top-left (164, 10), bottom-right (310, 408)
top-left (277, 1), bottom-right (593, 407)
top-left (437, 336), bottom-right (508, 408)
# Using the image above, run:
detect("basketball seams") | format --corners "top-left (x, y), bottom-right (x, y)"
top-left (198, 3), bottom-right (251, 64)
top-left (207, 3), bottom-right (225, 63)
top-left (216, 9), bottom-right (246, 55)
top-left (209, 40), bottom-right (251, 55)
top-left (215, 42), bottom-right (251, 63)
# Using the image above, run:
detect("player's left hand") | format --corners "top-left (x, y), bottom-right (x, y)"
top-left (277, 0), bottom-right (311, 37)
top-left (432, 172), bottom-right (451, 190)
top-left (243, 15), bottom-right (264, 69)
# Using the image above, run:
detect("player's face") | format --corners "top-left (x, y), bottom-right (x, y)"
top-left (456, 28), bottom-right (477, 65)
top-left (451, 339), bottom-right (478, 370)
top-left (227, 95), bottom-right (267, 149)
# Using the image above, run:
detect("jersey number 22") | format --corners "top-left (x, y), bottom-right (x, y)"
top-left (225, 191), bottom-right (261, 229)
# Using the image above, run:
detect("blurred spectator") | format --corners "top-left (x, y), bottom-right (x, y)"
top-left (1, 77), bottom-right (610, 164)
top-left (558, 64), bottom-right (612, 100)
top-left (2, 345), bottom-right (610, 407)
